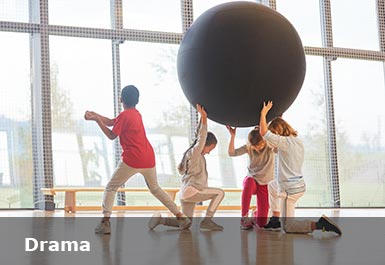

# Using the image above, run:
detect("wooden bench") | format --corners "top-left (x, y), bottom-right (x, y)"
top-left (41, 187), bottom-right (255, 213)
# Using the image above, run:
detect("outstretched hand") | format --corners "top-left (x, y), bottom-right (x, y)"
top-left (226, 125), bottom-right (236, 136)
top-left (196, 104), bottom-right (207, 119)
top-left (261, 101), bottom-right (273, 116)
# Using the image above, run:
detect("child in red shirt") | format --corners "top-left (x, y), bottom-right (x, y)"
top-left (85, 85), bottom-right (190, 234)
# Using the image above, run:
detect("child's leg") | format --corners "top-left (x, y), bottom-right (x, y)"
top-left (284, 218), bottom-right (312, 233)
top-left (140, 167), bottom-right (180, 215)
top-left (255, 183), bottom-right (269, 227)
top-left (161, 201), bottom-right (196, 227)
top-left (102, 161), bottom-right (138, 218)
top-left (183, 187), bottom-right (224, 218)
top-left (268, 180), bottom-right (281, 217)
top-left (284, 192), bottom-right (304, 218)
top-left (181, 201), bottom-right (197, 218)
top-left (241, 176), bottom-right (257, 217)
top-left (282, 191), bottom-right (305, 232)
top-left (183, 188), bottom-right (224, 230)
top-left (263, 180), bottom-right (282, 229)
top-left (148, 200), bottom-right (195, 230)
top-left (204, 188), bottom-right (225, 217)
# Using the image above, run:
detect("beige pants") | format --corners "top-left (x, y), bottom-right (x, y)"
top-left (268, 180), bottom-right (312, 233)
top-left (102, 161), bottom-right (179, 217)
top-left (163, 187), bottom-right (225, 227)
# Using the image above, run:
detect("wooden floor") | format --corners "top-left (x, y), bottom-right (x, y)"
top-left (2, 208), bottom-right (385, 217)
top-left (1, 209), bottom-right (384, 265)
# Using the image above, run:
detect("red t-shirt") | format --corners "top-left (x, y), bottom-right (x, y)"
top-left (112, 108), bottom-right (155, 168)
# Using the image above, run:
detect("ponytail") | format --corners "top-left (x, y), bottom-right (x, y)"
top-left (177, 120), bottom-right (202, 175)
top-left (177, 138), bottom-right (198, 175)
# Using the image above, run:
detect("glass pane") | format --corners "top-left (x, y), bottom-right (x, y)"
top-left (0, 32), bottom-right (32, 208)
top-left (120, 41), bottom-right (191, 192)
top-left (49, 36), bottom-right (115, 196)
top-left (0, 0), bottom-right (29, 22)
top-left (283, 56), bottom-right (332, 207)
top-left (49, 0), bottom-right (110, 28)
top-left (331, 0), bottom-right (379, 50)
top-left (332, 59), bottom-right (385, 207)
top-left (276, 0), bottom-right (322, 47)
top-left (206, 123), bottom-right (253, 189)
top-left (123, 0), bottom-right (182, 32)
top-left (193, 0), bottom-right (256, 19)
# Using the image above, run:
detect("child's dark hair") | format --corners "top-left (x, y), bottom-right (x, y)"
top-left (248, 129), bottom-right (264, 146)
top-left (177, 131), bottom-right (217, 174)
top-left (206, 132), bottom-right (217, 146)
top-left (121, 85), bottom-right (139, 107)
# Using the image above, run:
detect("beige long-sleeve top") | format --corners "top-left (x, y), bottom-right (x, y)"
top-left (230, 144), bottom-right (274, 185)
top-left (179, 124), bottom-right (209, 192)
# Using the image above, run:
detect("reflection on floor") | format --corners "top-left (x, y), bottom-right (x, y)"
top-left (1, 208), bottom-right (385, 217)
top-left (0, 209), bottom-right (384, 265)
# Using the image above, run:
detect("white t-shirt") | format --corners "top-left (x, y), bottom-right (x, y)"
top-left (263, 131), bottom-right (306, 193)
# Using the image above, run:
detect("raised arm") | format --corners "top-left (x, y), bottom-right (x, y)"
top-left (190, 104), bottom-right (208, 157)
top-left (197, 104), bottom-right (207, 125)
top-left (226, 125), bottom-right (237, 156)
top-left (259, 101), bottom-right (273, 136)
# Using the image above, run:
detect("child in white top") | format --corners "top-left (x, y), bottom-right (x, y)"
top-left (259, 101), bottom-right (341, 235)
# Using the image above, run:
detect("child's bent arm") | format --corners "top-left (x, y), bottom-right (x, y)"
top-left (96, 119), bottom-right (117, 140)
top-left (84, 111), bottom-right (114, 126)
top-left (226, 125), bottom-right (237, 156)
top-left (97, 114), bottom-right (114, 126)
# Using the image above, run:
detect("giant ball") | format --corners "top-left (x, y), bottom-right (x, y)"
top-left (177, 1), bottom-right (306, 127)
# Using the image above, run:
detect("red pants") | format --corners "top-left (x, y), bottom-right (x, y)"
top-left (241, 176), bottom-right (269, 227)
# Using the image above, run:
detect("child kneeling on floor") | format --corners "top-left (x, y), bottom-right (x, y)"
top-left (149, 104), bottom-right (225, 231)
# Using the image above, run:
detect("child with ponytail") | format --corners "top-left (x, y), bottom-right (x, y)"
top-left (149, 104), bottom-right (225, 231)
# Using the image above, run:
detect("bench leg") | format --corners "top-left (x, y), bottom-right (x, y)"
top-left (165, 191), bottom-right (177, 201)
top-left (64, 191), bottom-right (76, 213)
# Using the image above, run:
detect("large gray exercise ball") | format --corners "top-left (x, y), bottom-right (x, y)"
top-left (177, 1), bottom-right (306, 127)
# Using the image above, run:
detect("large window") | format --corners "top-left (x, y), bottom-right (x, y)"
top-left (284, 56), bottom-right (331, 207)
top-left (123, 0), bottom-right (182, 32)
top-left (332, 59), bottom-right (385, 206)
top-left (331, 0), bottom-right (379, 50)
top-left (120, 41), bottom-right (191, 188)
top-left (1, 1), bottom-right (385, 208)
top-left (0, 0), bottom-right (29, 23)
top-left (0, 32), bottom-right (32, 208)
top-left (49, 0), bottom-right (111, 28)
top-left (276, 0), bottom-right (322, 47)
top-left (193, 0), bottom-right (256, 19)
top-left (49, 36), bottom-right (115, 187)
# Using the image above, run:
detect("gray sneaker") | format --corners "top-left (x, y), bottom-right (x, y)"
top-left (200, 219), bottom-right (224, 231)
top-left (95, 220), bottom-right (111, 234)
top-left (176, 215), bottom-right (192, 229)
top-left (148, 212), bottom-right (163, 230)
